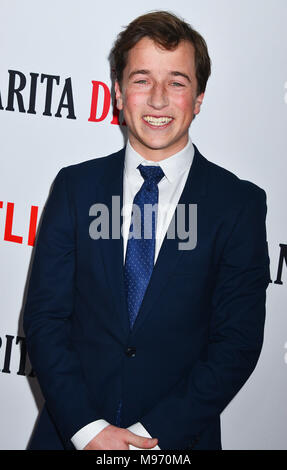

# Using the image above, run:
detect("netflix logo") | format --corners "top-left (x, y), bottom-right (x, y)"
top-left (0, 201), bottom-right (38, 246)
top-left (0, 69), bottom-right (125, 125)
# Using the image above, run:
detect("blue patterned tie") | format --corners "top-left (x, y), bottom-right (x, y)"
top-left (124, 164), bottom-right (165, 329)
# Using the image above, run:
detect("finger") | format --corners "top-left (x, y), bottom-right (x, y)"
top-left (126, 431), bottom-right (158, 449)
top-left (141, 438), bottom-right (158, 448)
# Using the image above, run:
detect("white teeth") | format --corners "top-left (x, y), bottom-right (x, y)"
top-left (143, 116), bottom-right (173, 126)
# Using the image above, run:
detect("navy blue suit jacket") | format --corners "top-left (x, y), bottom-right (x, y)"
top-left (23, 145), bottom-right (270, 450)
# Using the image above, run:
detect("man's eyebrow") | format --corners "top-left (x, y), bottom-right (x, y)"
top-left (128, 69), bottom-right (192, 83)
top-left (170, 71), bottom-right (191, 82)
top-left (128, 69), bottom-right (150, 79)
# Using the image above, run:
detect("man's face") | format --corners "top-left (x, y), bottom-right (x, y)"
top-left (115, 37), bottom-right (204, 161)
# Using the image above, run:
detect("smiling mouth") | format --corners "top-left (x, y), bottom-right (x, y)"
top-left (143, 115), bottom-right (173, 127)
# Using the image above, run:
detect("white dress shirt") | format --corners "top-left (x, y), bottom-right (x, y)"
top-left (71, 138), bottom-right (194, 450)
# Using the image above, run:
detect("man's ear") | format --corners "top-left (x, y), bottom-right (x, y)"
top-left (194, 92), bottom-right (205, 116)
top-left (115, 80), bottom-right (123, 111)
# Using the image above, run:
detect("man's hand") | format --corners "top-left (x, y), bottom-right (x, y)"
top-left (84, 424), bottom-right (158, 450)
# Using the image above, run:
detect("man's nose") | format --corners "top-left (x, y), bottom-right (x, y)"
top-left (147, 83), bottom-right (169, 109)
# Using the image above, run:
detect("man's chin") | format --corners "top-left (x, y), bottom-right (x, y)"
top-left (138, 137), bottom-right (187, 154)
top-left (135, 135), bottom-right (178, 151)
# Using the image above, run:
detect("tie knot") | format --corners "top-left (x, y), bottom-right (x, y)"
top-left (138, 164), bottom-right (165, 186)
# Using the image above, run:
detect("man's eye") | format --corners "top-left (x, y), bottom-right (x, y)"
top-left (134, 80), bottom-right (147, 84)
top-left (171, 82), bottom-right (184, 87)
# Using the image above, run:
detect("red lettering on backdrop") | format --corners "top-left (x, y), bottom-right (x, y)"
top-left (1, 202), bottom-right (39, 246)
top-left (28, 205), bottom-right (38, 246)
top-left (88, 81), bottom-right (111, 122)
top-left (88, 81), bottom-right (126, 125)
top-left (4, 202), bottom-right (23, 244)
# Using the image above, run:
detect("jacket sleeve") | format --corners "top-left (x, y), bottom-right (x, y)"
top-left (23, 168), bottom-right (101, 446)
top-left (141, 186), bottom-right (270, 449)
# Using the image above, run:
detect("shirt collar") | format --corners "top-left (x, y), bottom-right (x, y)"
top-left (124, 138), bottom-right (194, 183)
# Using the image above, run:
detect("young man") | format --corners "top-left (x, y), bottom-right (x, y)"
top-left (23, 11), bottom-right (270, 450)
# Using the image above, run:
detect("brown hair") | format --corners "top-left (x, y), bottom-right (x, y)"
top-left (111, 11), bottom-right (211, 96)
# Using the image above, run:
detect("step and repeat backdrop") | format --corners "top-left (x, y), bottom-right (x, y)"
top-left (0, 0), bottom-right (286, 450)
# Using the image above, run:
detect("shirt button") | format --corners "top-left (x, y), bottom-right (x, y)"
top-left (125, 347), bottom-right (136, 357)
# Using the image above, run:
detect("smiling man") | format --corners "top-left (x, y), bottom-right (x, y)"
top-left (23, 11), bottom-right (270, 450)
top-left (114, 36), bottom-right (204, 160)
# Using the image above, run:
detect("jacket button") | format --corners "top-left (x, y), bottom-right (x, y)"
top-left (126, 347), bottom-right (136, 357)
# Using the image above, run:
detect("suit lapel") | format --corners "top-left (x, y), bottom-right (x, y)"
top-left (131, 145), bottom-right (209, 334)
top-left (96, 148), bottom-right (130, 337)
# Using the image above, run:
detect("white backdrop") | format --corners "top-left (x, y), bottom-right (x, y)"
top-left (0, 0), bottom-right (287, 450)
